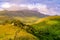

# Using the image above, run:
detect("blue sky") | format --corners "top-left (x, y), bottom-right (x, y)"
top-left (0, 0), bottom-right (60, 15)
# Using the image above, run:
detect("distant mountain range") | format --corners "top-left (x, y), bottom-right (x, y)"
top-left (0, 10), bottom-right (49, 17)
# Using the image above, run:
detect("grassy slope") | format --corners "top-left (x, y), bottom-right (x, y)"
top-left (35, 16), bottom-right (60, 24)
top-left (14, 16), bottom-right (39, 25)
top-left (0, 16), bottom-right (60, 40)
top-left (0, 16), bottom-right (39, 40)
top-left (0, 24), bottom-right (39, 40)
top-left (32, 16), bottom-right (60, 40)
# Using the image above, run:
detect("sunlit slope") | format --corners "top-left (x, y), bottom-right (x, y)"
top-left (0, 16), bottom-right (39, 40)
top-left (0, 24), bottom-right (39, 40)
top-left (14, 17), bottom-right (39, 25)
top-left (0, 16), bottom-right (40, 25)
top-left (35, 16), bottom-right (60, 24)
top-left (0, 24), bottom-right (19, 40)
top-left (32, 16), bottom-right (60, 40)
top-left (0, 16), bottom-right (60, 40)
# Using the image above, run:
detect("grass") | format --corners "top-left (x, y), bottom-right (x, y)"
top-left (14, 16), bottom-right (39, 25)
top-left (0, 16), bottom-right (60, 40)
top-left (0, 16), bottom-right (39, 40)
top-left (32, 16), bottom-right (60, 40)
top-left (0, 24), bottom-right (39, 40)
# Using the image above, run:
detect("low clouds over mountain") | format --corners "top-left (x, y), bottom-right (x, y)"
top-left (0, 2), bottom-right (59, 15)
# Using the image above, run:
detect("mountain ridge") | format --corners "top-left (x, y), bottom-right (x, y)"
top-left (0, 10), bottom-right (49, 17)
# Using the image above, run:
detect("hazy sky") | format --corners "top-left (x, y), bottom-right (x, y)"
top-left (0, 0), bottom-right (60, 15)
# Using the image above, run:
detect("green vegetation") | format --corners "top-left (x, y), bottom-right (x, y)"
top-left (0, 16), bottom-right (60, 40)
top-left (0, 16), bottom-right (39, 40)
top-left (32, 16), bottom-right (60, 40)
top-left (14, 16), bottom-right (39, 25)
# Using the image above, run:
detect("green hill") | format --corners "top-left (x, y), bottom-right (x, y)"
top-left (0, 16), bottom-right (60, 40)
top-left (32, 16), bottom-right (60, 40)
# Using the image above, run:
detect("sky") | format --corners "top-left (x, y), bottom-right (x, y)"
top-left (0, 0), bottom-right (60, 15)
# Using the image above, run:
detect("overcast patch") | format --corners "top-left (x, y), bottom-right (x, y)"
top-left (0, 2), bottom-right (60, 15)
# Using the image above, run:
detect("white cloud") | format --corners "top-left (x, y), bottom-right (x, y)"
top-left (35, 3), bottom-right (58, 15)
top-left (1, 2), bottom-right (11, 9)
top-left (0, 2), bottom-right (59, 15)
top-left (0, 8), bottom-right (4, 11)
top-left (7, 4), bottom-right (20, 11)
top-left (35, 4), bottom-right (49, 14)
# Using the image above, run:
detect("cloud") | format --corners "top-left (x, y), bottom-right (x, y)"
top-left (34, 3), bottom-right (59, 15)
top-left (0, 8), bottom-right (4, 11)
top-left (0, 2), bottom-right (59, 15)
top-left (7, 4), bottom-right (21, 11)
top-left (1, 2), bottom-right (11, 9)
top-left (35, 3), bottom-right (49, 14)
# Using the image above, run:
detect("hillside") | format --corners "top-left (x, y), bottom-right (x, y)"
top-left (0, 16), bottom-right (60, 40)
top-left (32, 16), bottom-right (60, 40)
top-left (0, 16), bottom-right (40, 25)
top-left (0, 23), bottom-right (39, 40)
top-left (0, 16), bottom-right (39, 40)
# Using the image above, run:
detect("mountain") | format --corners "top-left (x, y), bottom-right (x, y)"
top-left (0, 10), bottom-right (49, 17)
